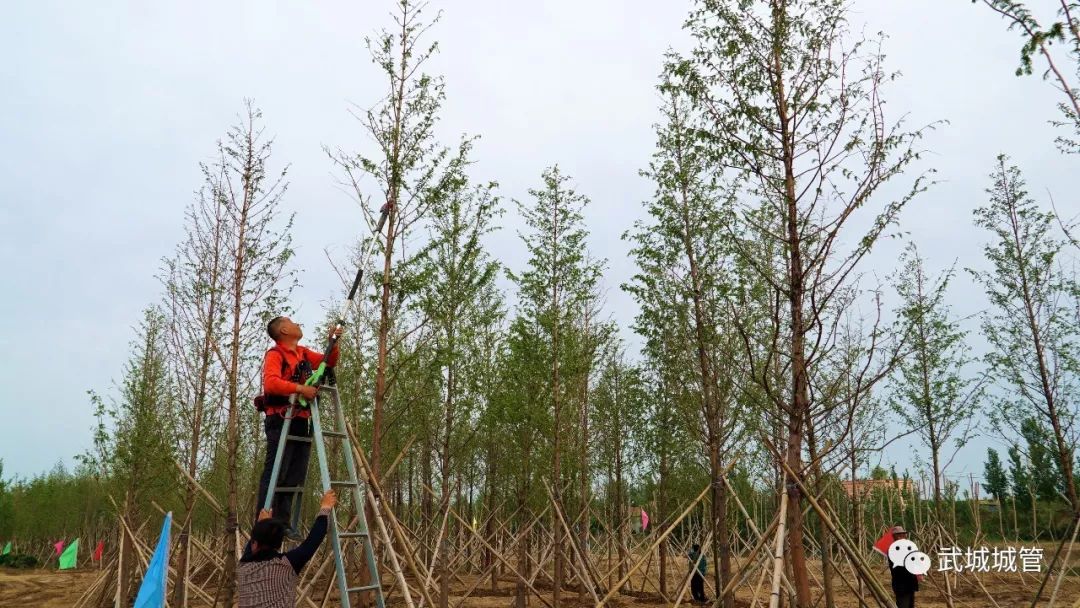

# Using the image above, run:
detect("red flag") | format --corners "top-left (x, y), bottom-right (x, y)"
top-left (93, 540), bottom-right (104, 561)
top-left (872, 528), bottom-right (894, 558)
top-left (640, 509), bottom-right (650, 532)
top-left (53, 540), bottom-right (64, 556)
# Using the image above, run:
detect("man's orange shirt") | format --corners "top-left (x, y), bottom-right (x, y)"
top-left (262, 342), bottom-right (340, 418)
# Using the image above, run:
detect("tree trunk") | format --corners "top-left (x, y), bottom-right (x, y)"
top-left (675, 123), bottom-right (733, 608)
top-left (774, 0), bottom-right (813, 599)
top-left (439, 347), bottom-right (455, 608)
top-left (422, 438), bottom-right (434, 563)
top-left (118, 496), bottom-right (135, 606)
top-left (516, 486), bottom-right (527, 608)
top-left (221, 140), bottom-right (256, 607)
top-left (551, 196), bottom-right (564, 608)
top-left (849, 445), bottom-right (864, 603)
top-left (807, 425), bottom-right (835, 608)
top-left (487, 453), bottom-right (498, 592)
top-left (372, 10), bottom-right (412, 482)
top-left (173, 315), bottom-right (217, 607)
top-left (614, 379), bottom-right (629, 581)
top-left (372, 203), bottom-right (396, 481)
top-left (708, 434), bottom-right (732, 608)
top-left (658, 407), bottom-right (670, 596)
top-left (578, 310), bottom-right (591, 603)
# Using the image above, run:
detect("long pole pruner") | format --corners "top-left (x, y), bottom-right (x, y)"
top-left (293, 202), bottom-right (393, 407)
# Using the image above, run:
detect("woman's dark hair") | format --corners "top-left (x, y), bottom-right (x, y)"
top-left (251, 518), bottom-right (287, 552)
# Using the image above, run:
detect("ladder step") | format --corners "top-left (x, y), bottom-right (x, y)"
top-left (330, 479), bottom-right (357, 487)
top-left (347, 584), bottom-right (382, 593)
top-left (338, 532), bottom-right (369, 539)
top-left (285, 435), bottom-right (312, 443)
top-left (321, 430), bottom-right (347, 439)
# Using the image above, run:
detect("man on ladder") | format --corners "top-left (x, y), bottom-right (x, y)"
top-left (245, 202), bottom-right (401, 608)
top-left (255, 316), bottom-right (342, 538)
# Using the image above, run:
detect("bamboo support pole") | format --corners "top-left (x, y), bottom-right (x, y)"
top-left (1045, 513), bottom-right (1080, 608)
top-left (544, 480), bottom-right (602, 604)
top-left (596, 483), bottom-right (710, 607)
top-left (767, 476), bottom-right (789, 608)
top-left (451, 507), bottom-right (551, 608)
top-left (672, 528), bottom-right (713, 608)
top-left (417, 480), bottom-right (554, 608)
top-left (761, 437), bottom-right (895, 608)
top-left (345, 421), bottom-right (430, 608)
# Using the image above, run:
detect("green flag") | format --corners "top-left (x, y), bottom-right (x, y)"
top-left (59, 538), bottom-right (78, 570)
top-left (2, 541), bottom-right (11, 555)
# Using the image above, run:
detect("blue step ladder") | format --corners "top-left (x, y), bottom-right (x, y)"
top-left (263, 384), bottom-right (385, 608)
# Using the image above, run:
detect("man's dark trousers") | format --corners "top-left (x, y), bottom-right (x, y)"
top-left (256, 413), bottom-right (312, 526)
top-left (894, 593), bottom-right (914, 608)
top-left (691, 572), bottom-right (706, 602)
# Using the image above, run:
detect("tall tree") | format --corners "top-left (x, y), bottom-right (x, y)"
top-left (675, 1), bottom-right (931, 604)
top-left (984, 448), bottom-right (1011, 501)
top-left (890, 243), bottom-right (983, 515)
top-left (101, 306), bottom-right (178, 519)
top-left (330, 0), bottom-right (467, 479)
top-left (215, 101), bottom-right (295, 605)
top-left (572, 295), bottom-right (607, 604)
top-left (1009, 443), bottom-right (1035, 510)
top-left (625, 75), bottom-right (744, 607)
top-left (495, 314), bottom-right (549, 607)
top-left (160, 149), bottom-right (230, 608)
top-left (419, 160), bottom-right (503, 608)
top-left (592, 349), bottom-right (647, 585)
top-left (971, 155), bottom-right (1080, 516)
top-left (510, 165), bottom-right (603, 606)
top-left (806, 306), bottom-right (899, 607)
top-left (86, 306), bottom-right (176, 604)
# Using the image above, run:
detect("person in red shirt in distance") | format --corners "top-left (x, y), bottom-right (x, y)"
top-left (256, 316), bottom-right (342, 538)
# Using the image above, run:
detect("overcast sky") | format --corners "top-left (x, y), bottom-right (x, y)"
top-left (2, 1), bottom-right (1076, 487)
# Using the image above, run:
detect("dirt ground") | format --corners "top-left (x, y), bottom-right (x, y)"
top-left (2, 566), bottom-right (1077, 607)
top-left (0, 568), bottom-right (101, 607)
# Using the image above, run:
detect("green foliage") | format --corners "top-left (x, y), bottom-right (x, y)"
top-left (0, 553), bottom-right (41, 569)
top-left (592, 353), bottom-right (649, 498)
top-left (624, 65), bottom-right (747, 497)
top-left (511, 166), bottom-right (602, 333)
top-left (1009, 443), bottom-right (1034, 509)
top-left (418, 144), bottom-right (505, 491)
top-left (983, 448), bottom-right (1010, 500)
top-left (0, 461), bottom-right (113, 543)
top-left (75, 307), bottom-right (180, 523)
top-left (972, 157), bottom-right (1075, 411)
top-left (510, 168), bottom-right (604, 426)
top-left (889, 242), bottom-right (982, 502)
top-left (348, 0), bottom-right (452, 203)
top-left (1020, 417), bottom-right (1064, 501)
top-left (0, 461), bottom-right (12, 534)
top-left (970, 155), bottom-right (1080, 509)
